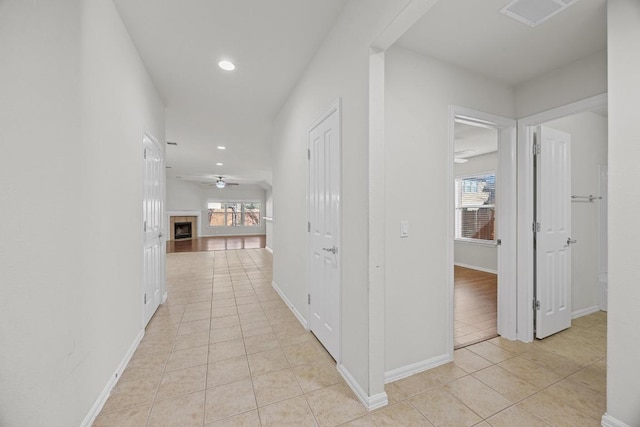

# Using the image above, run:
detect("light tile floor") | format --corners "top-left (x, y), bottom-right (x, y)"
top-left (94, 249), bottom-right (607, 426)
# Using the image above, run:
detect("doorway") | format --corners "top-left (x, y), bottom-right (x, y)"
top-left (449, 107), bottom-right (517, 348)
top-left (517, 94), bottom-right (608, 341)
top-left (453, 120), bottom-right (499, 348)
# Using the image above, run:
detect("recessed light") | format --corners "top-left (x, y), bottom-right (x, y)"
top-left (218, 60), bottom-right (235, 71)
top-left (216, 163), bottom-right (223, 166)
top-left (217, 146), bottom-right (226, 150)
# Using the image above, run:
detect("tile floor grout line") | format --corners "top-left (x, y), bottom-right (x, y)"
top-left (199, 251), bottom-right (215, 427)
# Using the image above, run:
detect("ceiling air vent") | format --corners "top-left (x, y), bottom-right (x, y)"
top-left (500, 0), bottom-right (578, 27)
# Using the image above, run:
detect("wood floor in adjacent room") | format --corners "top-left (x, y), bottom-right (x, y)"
top-left (455, 265), bottom-right (498, 349)
top-left (167, 235), bottom-right (266, 253)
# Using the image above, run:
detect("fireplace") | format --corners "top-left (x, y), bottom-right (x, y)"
top-left (174, 222), bottom-right (192, 240)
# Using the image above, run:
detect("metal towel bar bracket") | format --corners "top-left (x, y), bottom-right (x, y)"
top-left (571, 195), bottom-right (602, 202)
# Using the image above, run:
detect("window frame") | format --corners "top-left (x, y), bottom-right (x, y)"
top-left (454, 170), bottom-right (497, 245)
top-left (206, 201), bottom-right (262, 228)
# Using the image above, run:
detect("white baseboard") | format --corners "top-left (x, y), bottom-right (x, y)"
top-left (454, 262), bottom-right (497, 275)
top-left (162, 292), bottom-right (168, 304)
top-left (271, 281), bottom-right (307, 329)
top-left (572, 305), bottom-right (601, 319)
top-left (602, 413), bottom-right (632, 427)
top-left (337, 364), bottom-right (388, 411)
top-left (384, 352), bottom-right (452, 383)
top-left (265, 246), bottom-right (273, 254)
top-left (80, 329), bottom-right (145, 427)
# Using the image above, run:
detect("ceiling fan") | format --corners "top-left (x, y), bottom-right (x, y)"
top-left (210, 176), bottom-right (239, 189)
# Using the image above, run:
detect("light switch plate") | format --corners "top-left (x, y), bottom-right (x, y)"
top-left (400, 220), bottom-right (409, 238)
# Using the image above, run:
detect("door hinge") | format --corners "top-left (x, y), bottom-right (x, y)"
top-left (308, 294), bottom-right (311, 304)
top-left (144, 220), bottom-right (147, 232)
top-left (144, 148), bottom-right (147, 159)
top-left (144, 293), bottom-right (147, 304)
top-left (307, 149), bottom-right (310, 160)
top-left (532, 144), bottom-right (541, 156)
top-left (307, 221), bottom-right (311, 232)
top-left (533, 299), bottom-right (540, 310)
top-left (532, 222), bottom-right (540, 233)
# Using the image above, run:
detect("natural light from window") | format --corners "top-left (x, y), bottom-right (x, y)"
top-left (455, 172), bottom-right (496, 243)
top-left (207, 201), bottom-right (261, 227)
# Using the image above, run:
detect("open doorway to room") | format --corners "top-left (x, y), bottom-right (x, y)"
top-left (453, 118), bottom-right (500, 348)
top-left (517, 95), bottom-right (608, 340)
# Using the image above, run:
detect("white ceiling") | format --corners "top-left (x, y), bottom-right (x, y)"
top-left (113, 0), bottom-right (606, 187)
top-left (396, 0), bottom-right (607, 86)
top-left (455, 123), bottom-right (497, 158)
top-left (112, 0), bottom-right (348, 186)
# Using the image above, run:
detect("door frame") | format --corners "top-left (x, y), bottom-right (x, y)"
top-left (307, 98), bottom-right (342, 363)
top-left (516, 93), bottom-right (607, 341)
top-left (141, 130), bottom-right (166, 327)
top-left (448, 106), bottom-right (518, 345)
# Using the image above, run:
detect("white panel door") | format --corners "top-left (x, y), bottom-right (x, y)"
top-left (308, 102), bottom-right (341, 361)
top-left (143, 133), bottom-right (165, 326)
top-left (535, 126), bottom-right (572, 339)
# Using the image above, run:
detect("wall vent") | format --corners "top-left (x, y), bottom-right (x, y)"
top-left (500, 0), bottom-right (578, 27)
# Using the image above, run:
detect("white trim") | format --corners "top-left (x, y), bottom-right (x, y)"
top-left (162, 292), bottom-right (168, 304)
top-left (516, 93), bottom-right (608, 342)
top-left (454, 262), bottom-right (498, 275)
top-left (572, 305), bottom-right (601, 319)
top-left (384, 352), bottom-right (451, 383)
top-left (454, 238), bottom-right (497, 247)
top-left (449, 106), bottom-right (518, 345)
top-left (601, 413), bottom-right (632, 427)
top-left (166, 210), bottom-right (202, 238)
top-left (80, 330), bottom-right (144, 427)
top-left (265, 246), bottom-right (273, 254)
top-left (368, 49), bottom-right (387, 399)
top-left (338, 364), bottom-right (388, 411)
top-left (272, 281), bottom-right (307, 329)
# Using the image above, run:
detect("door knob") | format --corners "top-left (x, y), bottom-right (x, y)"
top-left (322, 246), bottom-right (338, 254)
top-left (567, 237), bottom-right (577, 245)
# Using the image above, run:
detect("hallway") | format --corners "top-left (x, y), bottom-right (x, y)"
top-left (94, 249), bottom-right (606, 426)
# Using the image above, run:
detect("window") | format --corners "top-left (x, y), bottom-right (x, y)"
top-left (207, 201), bottom-right (261, 227)
top-left (455, 172), bottom-right (495, 242)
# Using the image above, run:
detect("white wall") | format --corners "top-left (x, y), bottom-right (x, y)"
top-left (0, 0), bottom-right (165, 426)
top-left (384, 46), bottom-right (515, 374)
top-left (515, 50), bottom-right (607, 118)
top-left (271, 0), bottom-right (414, 397)
top-left (166, 179), bottom-right (267, 237)
top-left (166, 178), bottom-right (203, 211)
top-left (454, 152), bottom-right (498, 272)
top-left (544, 112), bottom-right (607, 314)
top-left (605, 1), bottom-right (640, 425)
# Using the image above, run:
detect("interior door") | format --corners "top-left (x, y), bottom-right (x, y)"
top-left (535, 126), bottom-right (572, 338)
top-left (308, 102), bottom-right (341, 361)
top-left (143, 133), bottom-right (165, 326)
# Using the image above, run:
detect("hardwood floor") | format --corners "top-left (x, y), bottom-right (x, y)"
top-left (166, 235), bottom-right (266, 253)
top-left (454, 265), bottom-right (497, 349)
